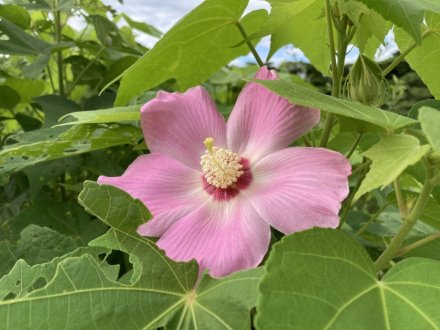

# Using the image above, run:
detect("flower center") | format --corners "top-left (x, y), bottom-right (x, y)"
top-left (200, 137), bottom-right (244, 189)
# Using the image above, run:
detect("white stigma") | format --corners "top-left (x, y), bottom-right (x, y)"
top-left (200, 137), bottom-right (244, 189)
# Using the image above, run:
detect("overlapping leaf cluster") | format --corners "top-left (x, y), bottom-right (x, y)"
top-left (1, 0), bottom-right (440, 328)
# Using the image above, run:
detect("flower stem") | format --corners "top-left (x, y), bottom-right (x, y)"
top-left (53, 1), bottom-right (64, 96)
top-left (394, 176), bottom-right (407, 219)
top-left (320, 0), bottom-right (338, 148)
top-left (382, 30), bottom-right (432, 77)
top-left (353, 203), bottom-right (390, 237)
top-left (396, 231), bottom-right (440, 257)
top-left (346, 133), bottom-right (363, 158)
top-left (235, 22), bottom-right (264, 67)
top-left (338, 160), bottom-right (369, 228)
top-left (374, 161), bottom-right (437, 272)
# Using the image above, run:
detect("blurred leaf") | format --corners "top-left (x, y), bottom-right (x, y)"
top-left (57, 105), bottom-right (140, 126)
top-left (0, 225), bottom-right (78, 277)
top-left (22, 53), bottom-right (50, 79)
top-left (395, 13), bottom-right (440, 99)
top-left (256, 79), bottom-right (417, 131)
top-left (0, 85), bottom-right (20, 110)
top-left (355, 134), bottom-right (430, 200)
top-left (122, 14), bottom-right (162, 38)
top-left (257, 228), bottom-right (440, 329)
top-left (6, 78), bottom-right (45, 104)
top-left (0, 17), bottom-right (51, 55)
top-left (90, 15), bottom-right (123, 47)
top-left (4, 198), bottom-right (106, 244)
top-left (14, 113), bottom-right (42, 131)
top-left (33, 95), bottom-right (81, 128)
top-left (0, 4), bottom-right (31, 29)
top-left (114, 0), bottom-right (268, 105)
top-left (0, 124), bottom-right (142, 178)
top-left (409, 99), bottom-right (440, 119)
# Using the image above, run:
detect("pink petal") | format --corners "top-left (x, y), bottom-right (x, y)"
top-left (157, 197), bottom-right (270, 277)
top-left (243, 147), bottom-right (351, 233)
top-left (98, 153), bottom-right (207, 236)
top-left (226, 66), bottom-right (320, 163)
top-left (141, 86), bottom-right (227, 170)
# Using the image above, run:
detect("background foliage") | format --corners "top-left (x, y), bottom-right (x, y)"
top-left (1, 0), bottom-right (440, 329)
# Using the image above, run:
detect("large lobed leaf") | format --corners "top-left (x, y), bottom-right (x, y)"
top-left (0, 182), bottom-right (263, 329)
top-left (114, 0), bottom-right (267, 105)
top-left (256, 79), bottom-right (417, 131)
top-left (257, 228), bottom-right (440, 329)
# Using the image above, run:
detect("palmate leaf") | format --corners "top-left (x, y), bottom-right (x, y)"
top-left (0, 182), bottom-right (263, 329)
top-left (0, 246), bottom-right (112, 300)
top-left (355, 134), bottom-right (430, 200)
top-left (113, 0), bottom-right (268, 105)
top-left (255, 79), bottom-right (417, 131)
top-left (257, 228), bottom-right (440, 329)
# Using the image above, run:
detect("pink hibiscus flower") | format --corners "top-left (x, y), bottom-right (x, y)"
top-left (98, 67), bottom-right (351, 277)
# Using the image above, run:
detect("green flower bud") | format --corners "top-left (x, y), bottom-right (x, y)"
top-left (344, 54), bottom-right (388, 106)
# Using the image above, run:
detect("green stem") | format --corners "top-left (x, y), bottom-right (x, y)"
top-left (235, 22), bottom-right (264, 67)
top-left (68, 47), bottom-right (105, 95)
top-left (338, 160), bottom-right (369, 228)
top-left (374, 161), bottom-right (437, 272)
top-left (396, 231), bottom-right (440, 257)
top-left (382, 30), bottom-right (433, 77)
top-left (394, 177), bottom-right (407, 219)
top-left (54, 3), bottom-right (64, 96)
top-left (353, 203), bottom-right (389, 237)
top-left (346, 133), bottom-right (363, 158)
top-left (320, 4), bottom-right (351, 147)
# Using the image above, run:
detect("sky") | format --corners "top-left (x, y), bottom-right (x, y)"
top-left (100, 0), bottom-right (397, 67)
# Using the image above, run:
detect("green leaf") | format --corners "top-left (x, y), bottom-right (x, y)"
top-left (6, 78), bottom-right (45, 104)
top-left (409, 99), bottom-right (440, 119)
top-left (395, 13), bottom-right (440, 99)
top-left (267, 0), bottom-right (329, 74)
top-left (419, 106), bottom-right (440, 152)
top-left (0, 124), bottom-right (142, 178)
top-left (0, 17), bottom-right (51, 55)
top-left (257, 228), bottom-right (440, 329)
top-left (56, 105), bottom-right (141, 126)
top-left (0, 225), bottom-right (79, 277)
top-left (122, 14), bottom-right (162, 38)
top-left (90, 15), bottom-right (123, 47)
top-left (357, 0), bottom-right (426, 42)
top-left (256, 79), bottom-right (417, 131)
top-left (33, 95), bottom-right (80, 128)
top-left (355, 134), bottom-right (430, 200)
top-left (0, 181), bottom-right (264, 329)
top-left (0, 4), bottom-right (31, 29)
top-left (0, 85), bottom-right (20, 110)
top-left (114, 0), bottom-right (267, 105)
top-left (0, 246), bottom-right (110, 300)
top-left (3, 198), bottom-right (106, 244)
